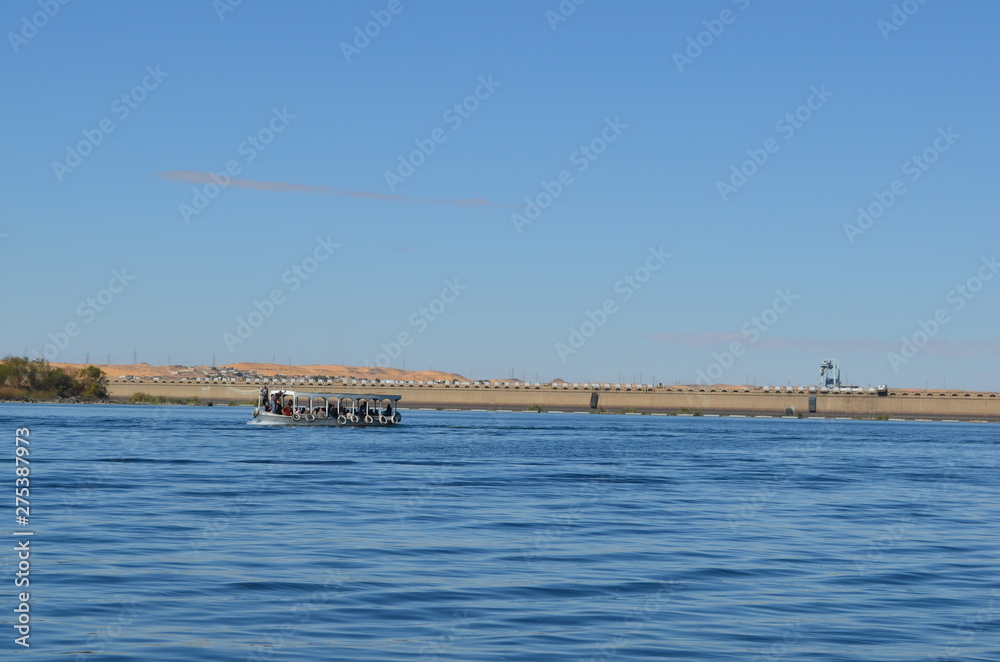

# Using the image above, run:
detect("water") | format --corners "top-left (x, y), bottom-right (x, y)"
top-left (2, 404), bottom-right (998, 661)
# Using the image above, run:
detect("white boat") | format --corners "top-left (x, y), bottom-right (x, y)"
top-left (250, 388), bottom-right (401, 426)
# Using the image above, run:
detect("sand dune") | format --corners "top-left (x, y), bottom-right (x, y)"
top-left (52, 362), bottom-right (467, 382)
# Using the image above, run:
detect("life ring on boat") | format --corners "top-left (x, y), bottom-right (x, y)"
top-left (350, 414), bottom-right (359, 423)
top-left (306, 413), bottom-right (316, 422)
top-left (365, 415), bottom-right (374, 424)
top-left (393, 412), bottom-right (402, 424)
top-left (379, 414), bottom-right (388, 424)
top-left (252, 408), bottom-right (259, 418)
top-left (292, 413), bottom-right (301, 421)
top-left (337, 415), bottom-right (347, 425)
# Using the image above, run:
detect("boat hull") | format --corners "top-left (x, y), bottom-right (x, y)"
top-left (249, 411), bottom-right (400, 427)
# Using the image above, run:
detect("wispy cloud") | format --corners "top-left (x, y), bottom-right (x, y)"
top-left (649, 332), bottom-right (1000, 357)
top-left (157, 171), bottom-right (508, 208)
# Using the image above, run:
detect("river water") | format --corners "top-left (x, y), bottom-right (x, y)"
top-left (2, 404), bottom-right (998, 660)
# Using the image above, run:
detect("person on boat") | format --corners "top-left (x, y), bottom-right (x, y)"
top-left (282, 400), bottom-right (292, 416)
top-left (384, 401), bottom-right (393, 416)
top-left (359, 400), bottom-right (368, 417)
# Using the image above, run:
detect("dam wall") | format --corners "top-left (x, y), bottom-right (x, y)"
top-left (107, 383), bottom-right (1000, 421)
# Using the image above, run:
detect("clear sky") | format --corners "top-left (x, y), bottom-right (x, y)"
top-left (3, 0), bottom-right (998, 389)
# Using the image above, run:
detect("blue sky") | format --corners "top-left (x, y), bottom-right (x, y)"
top-left (3, 0), bottom-right (998, 389)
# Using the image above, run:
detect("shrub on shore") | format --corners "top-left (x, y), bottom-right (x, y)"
top-left (128, 392), bottom-right (207, 406)
top-left (0, 356), bottom-right (108, 401)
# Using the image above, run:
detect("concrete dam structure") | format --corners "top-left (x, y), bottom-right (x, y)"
top-left (107, 382), bottom-right (999, 421)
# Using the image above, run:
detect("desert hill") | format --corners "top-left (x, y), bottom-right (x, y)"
top-left (51, 362), bottom-right (467, 383)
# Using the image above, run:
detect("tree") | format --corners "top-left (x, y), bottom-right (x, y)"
top-left (0, 356), bottom-right (31, 389)
top-left (77, 365), bottom-right (109, 400)
top-left (0, 356), bottom-right (109, 400)
top-left (38, 366), bottom-right (78, 398)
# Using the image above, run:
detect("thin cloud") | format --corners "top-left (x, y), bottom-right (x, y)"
top-left (157, 170), bottom-right (508, 208)
top-left (649, 332), bottom-right (1000, 357)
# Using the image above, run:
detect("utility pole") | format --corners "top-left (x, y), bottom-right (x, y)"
top-left (133, 349), bottom-right (137, 364)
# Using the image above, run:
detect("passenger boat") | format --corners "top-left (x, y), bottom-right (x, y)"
top-left (250, 387), bottom-right (401, 426)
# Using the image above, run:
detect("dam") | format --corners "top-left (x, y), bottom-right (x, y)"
top-left (107, 381), bottom-right (1000, 422)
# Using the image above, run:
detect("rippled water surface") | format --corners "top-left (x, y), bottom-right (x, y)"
top-left (2, 404), bottom-right (999, 660)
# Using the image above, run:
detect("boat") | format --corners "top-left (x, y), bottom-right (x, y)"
top-left (250, 387), bottom-right (401, 426)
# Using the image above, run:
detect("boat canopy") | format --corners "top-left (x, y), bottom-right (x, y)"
top-left (273, 391), bottom-right (401, 402)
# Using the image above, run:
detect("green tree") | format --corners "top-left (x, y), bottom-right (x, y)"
top-left (0, 356), bottom-right (109, 400)
top-left (0, 356), bottom-right (31, 389)
top-left (38, 367), bottom-right (78, 398)
top-left (77, 365), bottom-right (109, 400)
